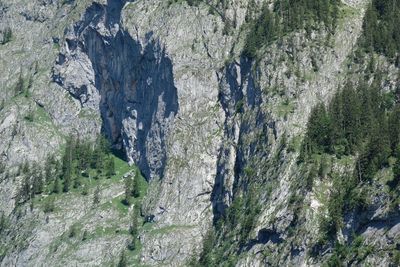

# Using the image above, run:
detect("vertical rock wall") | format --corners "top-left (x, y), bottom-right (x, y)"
top-left (52, 0), bottom-right (179, 180)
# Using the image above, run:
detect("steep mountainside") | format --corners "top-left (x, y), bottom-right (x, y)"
top-left (0, 0), bottom-right (399, 266)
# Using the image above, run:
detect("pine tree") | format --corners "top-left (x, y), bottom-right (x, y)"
top-left (132, 169), bottom-right (141, 198)
top-left (1, 27), bottom-right (12, 44)
top-left (82, 230), bottom-right (89, 241)
top-left (123, 177), bottom-right (132, 205)
top-left (63, 173), bottom-right (71, 193)
top-left (95, 152), bottom-right (104, 175)
top-left (105, 157), bottom-right (115, 178)
top-left (98, 136), bottom-right (111, 154)
top-left (17, 175), bottom-right (31, 204)
top-left (73, 176), bottom-right (81, 189)
top-left (43, 197), bottom-right (55, 213)
top-left (44, 157), bottom-right (53, 184)
top-left (22, 161), bottom-right (30, 174)
top-left (54, 159), bottom-right (61, 177)
top-left (32, 166), bottom-right (43, 195)
top-left (358, 80), bottom-right (374, 136)
top-left (301, 103), bottom-right (332, 158)
top-left (53, 176), bottom-right (61, 194)
top-left (0, 160), bottom-right (5, 174)
top-left (388, 105), bottom-right (400, 155)
top-left (361, 0), bottom-right (400, 58)
top-left (388, 158), bottom-right (400, 189)
top-left (357, 119), bottom-right (391, 182)
top-left (198, 228), bottom-right (216, 266)
top-left (14, 72), bottom-right (24, 96)
top-left (78, 143), bottom-right (90, 172)
top-left (90, 148), bottom-right (100, 170)
top-left (62, 137), bottom-right (74, 192)
top-left (93, 185), bottom-right (101, 205)
top-left (329, 90), bottom-right (345, 153)
top-left (0, 99), bottom-right (4, 111)
top-left (117, 251), bottom-right (127, 267)
top-left (341, 83), bottom-right (362, 153)
top-left (0, 212), bottom-right (7, 233)
top-left (128, 210), bottom-right (139, 250)
top-left (129, 210), bottom-right (139, 238)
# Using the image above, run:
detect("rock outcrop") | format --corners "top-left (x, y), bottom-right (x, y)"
top-left (0, 0), bottom-right (399, 266)
top-left (52, 0), bottom-right (179, 181)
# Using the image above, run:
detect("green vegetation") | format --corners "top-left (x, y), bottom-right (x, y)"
top-left (0, 213), bottom-right (8, 234)
top-left (167, 0), bottom-right (203, 7)
top-left (122, 169), bottom-right (142, 205)
top-left (14, 72), bottom-right (25, 96)
top-left (324, 235), bottom-right (374, 266)
top-left (274, 0), bottom-right (339, 33)
top-left (43, 196), bottom-right (56, 213)
top-left (7, 132), bottom-right (150, 265)
top-left (13, 70), bottom-right (34, 99)
top-left (127, 208), bottom-right (139, 251)
top-left (0, 27), bottom-right (12, 45)
top-left (24, 108), bottom-right (35, 122)
top-left (61, 135), bottom-right (116, 193)
top-left (300, 76), bottom-right (399, 183)
top-left (68, 224), bottom-right (78, 238)
top-left (244, 0), bottom-right (340, 58)
top-left (192, 184), bottom-right (261, 266)
top-left (14, 135), bottom-right (129, 206)
top-left (197, 228), bottom-right (215, 266)
top-left (300, 72), bottom-right (400, 252)
top-left (117, 251), bottom-right (127, 267)
top-left (361, 0), bottom-right (400, 60)
top-left (92, 185), bottom-right (100, 205)
top-left (243, 4), bottom-right (278, 58)
top-left (174, 0), bottom-right (227, 8)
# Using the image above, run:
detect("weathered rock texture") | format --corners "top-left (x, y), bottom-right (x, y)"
top-left (52, 0), bottom-right (179, 181)
top-left (0, 0), bottom-right (399, 266)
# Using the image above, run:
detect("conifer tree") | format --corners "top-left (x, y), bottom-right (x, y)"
top-left (389, 158), bottom-right (400, 189)
top-left (0, 212), bottom-right (7, 233)
top-left (132, 169), bottom-right (141, 198)
top-left (14, 72), bottom-right (24, 96)
top-left (32, 165), bottom-right (43, 195)
top-left (198, 228), bottom-right (216, 266)
top-left (128, 209), bottom-right (139, 250)
top-left (388, 105), bottom-right (400, 155)
top-left (93, 185), bottom-right (101, 205)
top-left (63, 173), bottom-right (71, 193)
top-left (117, 251), bottom-right (127, 267)
top-left (18, 175), bottom-right (31, 204)
top-left (0, 160), bottom-right (5, 174)
top-left (53, 176), bottom-right (61, 194)
top-left (105, 157), bottom-right (115, 178)
top-left (123, 177), bottom-right (132, 205)
top-left (0, 99), bottom-right (4, 111)
top-left (62, 136), bottom-right (74, 192)
top-left (73, 176), bottom-right (81, 189)
top-left (44, 157), bottom-right (53, 185)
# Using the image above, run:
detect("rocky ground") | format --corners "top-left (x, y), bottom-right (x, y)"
top-left (0, 0), bottom-right (399, 266)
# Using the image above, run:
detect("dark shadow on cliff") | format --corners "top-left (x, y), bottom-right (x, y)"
top-left (59, 0), bottom-right (179, 180)
top-left (211, 56), bottom-right (264, 224)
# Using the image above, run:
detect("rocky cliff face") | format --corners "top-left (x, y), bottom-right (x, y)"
top-left (52, 0), bottom-right (179, 181)
top-left (1, 0), bottom-right (399, 266)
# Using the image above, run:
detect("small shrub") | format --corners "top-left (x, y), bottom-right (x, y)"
top-left (68, 225), bottom-right (78, 238)
top-left (43, 198), bottom-right (55, 213)
top-left (82, 230), bottom-right (89, 241)
top-left (0, 27), bottom-right (12, 45)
